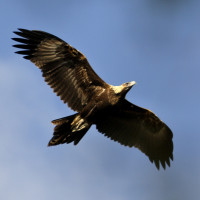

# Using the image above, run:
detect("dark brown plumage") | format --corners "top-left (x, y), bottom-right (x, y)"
top-left (12, 28), bottom-right (173, 169)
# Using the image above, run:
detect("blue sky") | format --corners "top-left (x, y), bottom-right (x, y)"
top-left (1, 0), bottom-right (200, 199)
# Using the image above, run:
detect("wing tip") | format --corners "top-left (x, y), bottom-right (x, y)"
top-left (149, 154), bottom-right (173, 170)
top-left (18, 28), bottom-right (27, 31)
top-left (13, 29), bottom-right (25, 36)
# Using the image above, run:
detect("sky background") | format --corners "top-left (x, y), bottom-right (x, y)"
top-left (1, 0), bottom-right (200, 199)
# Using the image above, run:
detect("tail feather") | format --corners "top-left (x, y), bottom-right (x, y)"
top-left (51, 114), bottom-right (76, 125)
top-left (48, 114), bottom-right (90, 146)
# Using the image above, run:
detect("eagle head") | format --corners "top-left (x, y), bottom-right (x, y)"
top-left (122, 81), bottom-right (136, 91)
top-left (111, 81), bottom-right (136, 98)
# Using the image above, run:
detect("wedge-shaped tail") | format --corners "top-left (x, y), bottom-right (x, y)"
top-left (48, 114), bottom-right (90, 146)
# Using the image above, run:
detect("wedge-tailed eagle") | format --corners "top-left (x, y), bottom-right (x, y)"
top-left (12, 29), bottom-right (173, 169)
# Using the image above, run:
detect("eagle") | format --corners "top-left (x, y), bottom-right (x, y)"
top-left (12, 28), bottom-right (173, 170)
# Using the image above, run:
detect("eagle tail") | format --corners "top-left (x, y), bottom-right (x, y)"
top-left (48, 114), bottom-right (90, 146)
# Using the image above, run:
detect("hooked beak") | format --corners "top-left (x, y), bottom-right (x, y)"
top-left (128, 81), bottom-right (136, 87)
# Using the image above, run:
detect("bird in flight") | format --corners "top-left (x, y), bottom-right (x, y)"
top-left (12, 28), bottom-right (173, 169)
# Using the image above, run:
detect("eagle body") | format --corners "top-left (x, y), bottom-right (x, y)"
top-left (12, 29), bottom-right (173, 169)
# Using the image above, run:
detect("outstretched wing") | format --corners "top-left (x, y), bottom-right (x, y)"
top-left (12, 28), bottom-right (108, 112)
top-left (95, 100), bottom-right (173, 169)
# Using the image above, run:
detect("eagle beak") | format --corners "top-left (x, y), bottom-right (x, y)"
top-left (129, 81), bottom-right (136, 88)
